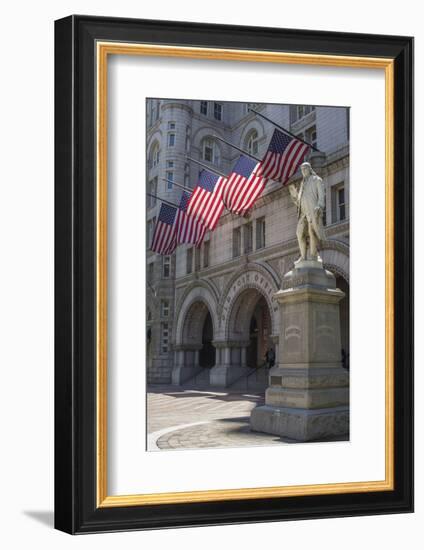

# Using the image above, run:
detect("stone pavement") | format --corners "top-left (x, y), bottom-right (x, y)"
top-left (147, 385), bottom-right (298, 451)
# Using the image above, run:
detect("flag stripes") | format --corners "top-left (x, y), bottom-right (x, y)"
top-left (187, 170), bottom-right (227, 230)
top-left (149, 123), bottom-right (313, 258)
top-left (223, 155), bottom-right (268, 215)
top-left (175, 192), bottom-right (207, 247)
top-left (150, 203), bottom-right (177, 255)
top-left (258, 129), bottom-right (310, 185)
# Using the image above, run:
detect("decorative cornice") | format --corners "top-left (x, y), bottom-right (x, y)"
top-left (175, 233), bottom-right (349, 288)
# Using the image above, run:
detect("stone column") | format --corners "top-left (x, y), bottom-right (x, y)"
top-left (250, 258), bottom-right (349, 441)
top-left (240, 346), bottom-right (247, 369)
top-left (215, 346), bottom-right (221, 366)
top-left (171, 345), bottom-right (202, 385)
top-left (209, 341), bottom-right (250, 387)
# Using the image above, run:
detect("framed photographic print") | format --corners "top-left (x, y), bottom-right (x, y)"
top-left (54, 15), bottom-right (414, 534)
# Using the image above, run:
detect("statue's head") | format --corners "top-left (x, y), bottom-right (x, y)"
top-left (300, 162), bottom-right (312, 177)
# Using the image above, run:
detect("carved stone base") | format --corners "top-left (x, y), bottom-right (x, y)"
top-left (250, 259), bottom-right (349, 441)
top-left (250, 404), bottom-right (349, 442)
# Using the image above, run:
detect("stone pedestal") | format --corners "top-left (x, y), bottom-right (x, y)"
top-left (250, 258), bottom-right (349, 441)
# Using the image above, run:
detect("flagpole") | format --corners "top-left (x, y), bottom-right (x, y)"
top-left (212, 135), bottom-right (261, 162)
top-left (186, 156), bottom-right (227, 178)
top-left (161, 178), bottom-right (192, 194)
top-left (146, 192), bottom-right (180, 209)
top-left (248, 107), bottom-right (321, 152)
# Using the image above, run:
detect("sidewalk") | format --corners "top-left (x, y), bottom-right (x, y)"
top-left (147, 385), bottom-right (296, 451)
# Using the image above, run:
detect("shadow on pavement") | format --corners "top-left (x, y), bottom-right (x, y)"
top-left (147, 385), bottom-right (264, 404)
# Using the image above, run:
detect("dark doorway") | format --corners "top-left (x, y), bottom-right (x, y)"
top-left (247, 316), bottom-right (258, 368)
top-left (246, 295), bottom-right (272, 368)
top-left (199, 311), bottom-right (215, 367)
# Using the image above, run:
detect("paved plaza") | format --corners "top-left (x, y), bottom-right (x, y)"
top-left (146, 385), bottom-right (299, 451)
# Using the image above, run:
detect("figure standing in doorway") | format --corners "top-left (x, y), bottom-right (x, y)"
top-left (265, 347), bottom-right (275, 369)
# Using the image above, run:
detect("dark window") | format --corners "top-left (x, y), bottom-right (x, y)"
top-left (161, 300), bottom-right (169, 317)
top-left (306, 125), bottom-right (317, 149)
top-left (200, 101), bottom-right (208, 115)
top-left (163, 256), bottom-right (171, 278)
top-left (203, 241), bottom-right (210, 268)
top-left (167, 133), bottom-right (175, 147)
top-left (338, 187), bottom-right (346, 221)
top-left (233, 228), bottom-right (241, 258)
top-left (295, 105), bottom-right (315, 122)
top-left (194, 248), bottom-right (201, 271)
top-left (256, 217), bottom-right (266, 249)
top-left (186, 248), bottom-right (193, 274)
top-left (331, 183), bottom-right (346, 223)
top-left (243, 223), bottom-right (253, 254)
top-left (166, 171), bottom-right (174, 190)
top-left (214, 102), bottom-right (222, 121)
top-left (161, 323), bottom-right (169, 353)
top-left (246, 130), bottom-right (259, 156)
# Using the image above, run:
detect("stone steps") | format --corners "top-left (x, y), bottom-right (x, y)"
top-left (230, 368), bottom-right (269, 392)
top-left (183, 368), bottom-right (211, 388)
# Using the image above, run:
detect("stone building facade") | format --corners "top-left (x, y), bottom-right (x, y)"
top-left (146, 99), bottom-right (349, 385)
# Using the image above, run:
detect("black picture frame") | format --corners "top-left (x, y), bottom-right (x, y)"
top-left (55, 15), bottom-right (414, 534)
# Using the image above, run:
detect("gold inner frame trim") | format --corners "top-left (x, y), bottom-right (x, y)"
top-left (96, 42), bottom-right (395, 508)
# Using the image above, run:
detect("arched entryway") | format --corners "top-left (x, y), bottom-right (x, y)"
top-left (199, 311), bottom-right (215, 368)
top-left (227, 288), bottom-right (274, 352)
top-left (246, 295), bottom-right (272, 368)
top-left (172, 297), bottom-right (217, 385)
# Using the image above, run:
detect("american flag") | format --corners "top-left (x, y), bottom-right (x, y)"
top-left (175, 192), bottom-right (207, 247)
top-left (150, 203), bottom-right (177, 255)
top-left (186, 170), bottom-right (227, 230)
top-left (222, 155), bottom-right (268, 215)
top-left (258, 129), bottom-right (310, 184)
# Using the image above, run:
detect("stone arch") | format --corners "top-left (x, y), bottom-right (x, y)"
top-left (191, 127), bottom-right (226, 167)
top-left (175, 283), bottom-right (219, 346)
top-left (320, 241), bottom-right (349, 282)
top-left (320, 241), bottom-right (350, 362)
top-left (227, 287), bottom-right (273, 345)
top-left (219, 263), bottom-right (280, 341)
top-left (191, 125), bottom-right (226, 145)
top-left (172, 283), bottom-right (220, 385)
top-left (240, 119), bottom-right (265, 151)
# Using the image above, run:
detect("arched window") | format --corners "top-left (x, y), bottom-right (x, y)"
top-left (201, 137), bottom-right (221, 166)
top-left (245, 129), bottom-right (259, 156)
top-left (149, 141), bottom-right (160, 168)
